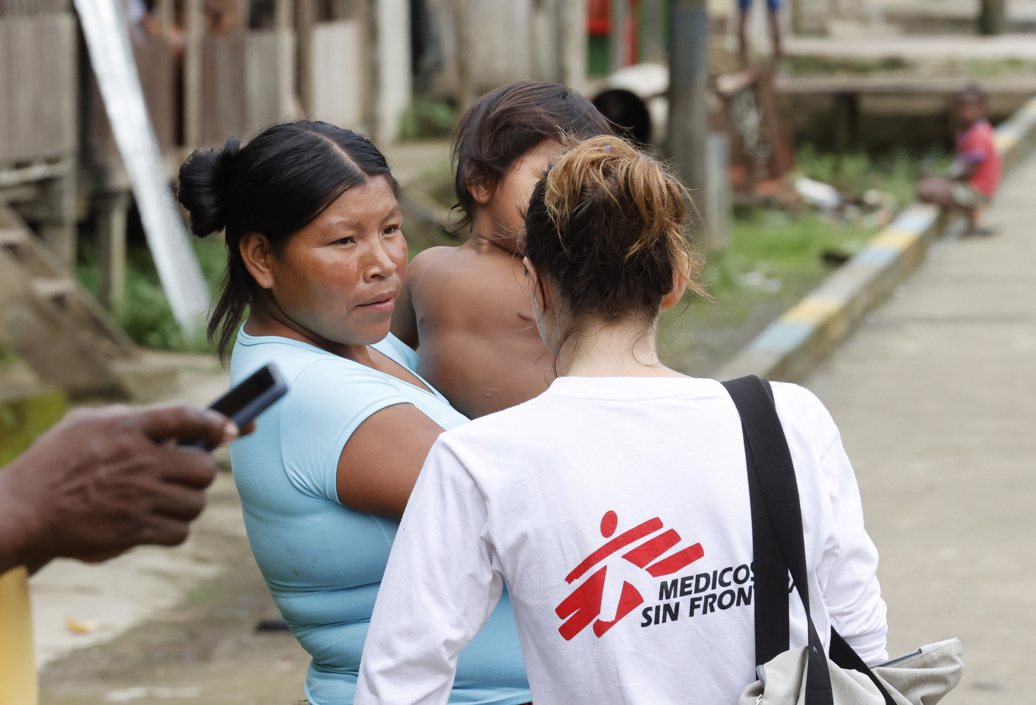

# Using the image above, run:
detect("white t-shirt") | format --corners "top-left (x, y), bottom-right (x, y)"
top-left (356, 376), bottom-right (887, 705)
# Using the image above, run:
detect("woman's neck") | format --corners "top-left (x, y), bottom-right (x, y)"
top-left (469, 212), bottom-right (522, 256)
top-left (244, 301), bottom-right (375, 366)
top-left (555, 317), bottom-right (684, 378)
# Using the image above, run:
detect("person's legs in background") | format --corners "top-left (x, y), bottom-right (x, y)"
top-left (766, 0), bottom-right (783, 64)
top-left (917, 176), bottom-right (990, 235)
top-left (737, 0), bottom-right (753, 66)
top-left (739, 0), bottom-right (784, 66)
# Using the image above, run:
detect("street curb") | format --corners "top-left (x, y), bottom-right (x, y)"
top-left (715, 94), bottom-right (1036, 382)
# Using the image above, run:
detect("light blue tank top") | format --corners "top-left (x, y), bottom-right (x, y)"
top-left (229, 330), bottom-right (530, 705)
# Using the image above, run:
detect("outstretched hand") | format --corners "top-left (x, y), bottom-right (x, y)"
top-left (0, 404), bottom-right (239, 574)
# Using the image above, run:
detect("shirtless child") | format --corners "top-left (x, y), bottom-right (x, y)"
top-left (391, 82), bottom-right (612, 417)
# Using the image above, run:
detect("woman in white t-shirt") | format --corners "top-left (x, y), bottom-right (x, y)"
top-left (356, 135), bottom-right (888, 705)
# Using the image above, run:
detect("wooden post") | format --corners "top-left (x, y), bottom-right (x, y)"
top-left (224, 0), bottom-right (249, 32)
top-left (668, 1), bottom-right (708, 198)
top-left (554, 0), bottom-right (588, 91)
top-left (640, 0), bottom-right (666, 63)
top-left (274, 0), bottom-right (295, 117)
top-left (184, 0), bottom-right (204, 148)
top-left (96, 191), bottom-right (130, 316)
top-left (360, 0), bottom-right (382, 141)
top-left (450, 0), bottom-right (475, 110)
top-left (37, 169), bottom-right (77, 267)
top-left (979, 0), bottom-right (1006, 35)
top-left (668, 0), bottom-right (709, 240)
top-left (275, 0), bottom-right (293, 32)
top-left (832, 92), bottom-right (859, 152)
top-left (609, 0), bottom-right (627, 72)
top-left (296, 0), bottom-right (316, 117)
top-left (155, 0), bottom-right (174, 32)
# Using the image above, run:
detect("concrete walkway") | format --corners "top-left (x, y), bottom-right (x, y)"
top-left (804, 152), bottom-right (1036, 702)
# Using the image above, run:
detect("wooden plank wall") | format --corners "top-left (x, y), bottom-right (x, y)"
top-left (0, 13), bottom-right (77, 168)
top-left (309, 20), bottom-right (364, 131)
top-left (199, 29), bottom-right (295, 147)
top-left (0, 0), bottom-right (71, 16)
top-left (83, 39), bottom-right (178, 176)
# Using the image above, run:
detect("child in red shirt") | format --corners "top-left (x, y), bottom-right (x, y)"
top-left (918, 86), bottom-right (1002, 235)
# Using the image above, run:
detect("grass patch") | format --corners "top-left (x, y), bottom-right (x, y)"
top-left (786, 54), bottom-right (1036, 81)
top-left (714, 209), bottom-right (873, 295)
top-left (795, 144), bottom-right (951, 206)
top-left (658, 211), bottom-right (877, 375)
top-left (785, 55), bottom-right (911, 77)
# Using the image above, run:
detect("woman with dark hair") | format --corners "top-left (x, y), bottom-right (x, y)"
top-left (176, 121), bottom-right (531, 705)
top-left (356, 136), bottom-right (888, 705)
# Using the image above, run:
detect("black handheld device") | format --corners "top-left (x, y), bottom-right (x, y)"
top-left (187, 362), bottom-right (288, 450)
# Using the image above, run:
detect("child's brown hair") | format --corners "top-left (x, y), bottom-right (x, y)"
top-left (523, 135), bottom-right (707, 322)
top-left (451, 81), bottom-right (614, 229)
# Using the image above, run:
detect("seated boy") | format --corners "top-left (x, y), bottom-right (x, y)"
top-left (391, 81), bottom-right (612, 418)
top-left (917, 85), bottom-right (1002, 235)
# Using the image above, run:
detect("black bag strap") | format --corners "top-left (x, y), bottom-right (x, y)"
top-left (723, 376), bottom-right (833, 705)
top-left (722, 376), bottom-right (894, 705)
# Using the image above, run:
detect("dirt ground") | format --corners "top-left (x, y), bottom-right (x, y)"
top-left (29, 354), bottom-right (311, 705)
top-left (37, 473), bottom-right (311, 705)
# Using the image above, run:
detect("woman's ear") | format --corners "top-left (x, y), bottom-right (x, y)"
top-left (466, 168), bottom-right (495, 206)
top-left (239, 232), bottom-right (276, 290)
top-left (522, 256), bottom-right (548, 315)
top-left (660, 268), bottom-right (688, 311)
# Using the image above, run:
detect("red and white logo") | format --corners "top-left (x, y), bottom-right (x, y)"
top-left (555, 510), bottom-right (704, 640)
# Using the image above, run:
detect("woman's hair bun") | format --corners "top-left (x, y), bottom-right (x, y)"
top-left (176, 136), bottom-right (241, 237)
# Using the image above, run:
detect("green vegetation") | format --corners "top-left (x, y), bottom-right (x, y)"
top-left (784, 54), bottom-right (911, 77)
top-left (710, 209), bottom-right (873, 299)
top-left (658, 210), bottom-right (876, 375)
top-left (785, 54), bottom-right (1036, 81)
top-left (76, 234), bottom-right (227, 353)
top-left (399, 98), bottom-right (460, 141)
top-left (795, 144), bottom-right (950, 205)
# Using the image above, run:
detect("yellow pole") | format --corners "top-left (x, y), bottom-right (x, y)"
top-left (0, 566), bottom-right (37, 705)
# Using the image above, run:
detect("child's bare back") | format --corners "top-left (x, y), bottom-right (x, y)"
top-left (391, 81), bottom-right (612, 418)
top-left (393, 239), bottom-right (552, 418)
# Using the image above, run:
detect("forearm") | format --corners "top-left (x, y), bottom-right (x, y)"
top-left (357, 442), bottom-right (502, 704)
top-left (949, 154), bottom-right (981, 181)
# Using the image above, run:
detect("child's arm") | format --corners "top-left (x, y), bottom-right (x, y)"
top-left (949, 129), bottom-right (991, 181)
top-left (391, 277), bottom-right (419, 349)
top-left (948, 154), bottom-right (983, 181)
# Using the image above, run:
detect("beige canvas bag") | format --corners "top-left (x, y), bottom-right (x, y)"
top-left (723, 377), bottom-right (963, 705)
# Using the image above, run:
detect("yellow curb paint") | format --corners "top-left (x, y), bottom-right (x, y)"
top-left (869, 229), bottom-right (921, 251)
top-left (782, 297), bottom-right (843, 325)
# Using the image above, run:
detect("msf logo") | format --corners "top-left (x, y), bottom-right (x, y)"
top-left (555, 510), bottom-right (704, 640)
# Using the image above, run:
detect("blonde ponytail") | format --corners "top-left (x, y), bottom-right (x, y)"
top-left (525, 135), bottom-right (706, 321)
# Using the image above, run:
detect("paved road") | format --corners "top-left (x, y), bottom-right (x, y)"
top-left (804, 152), bottom-right (1036, 703)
